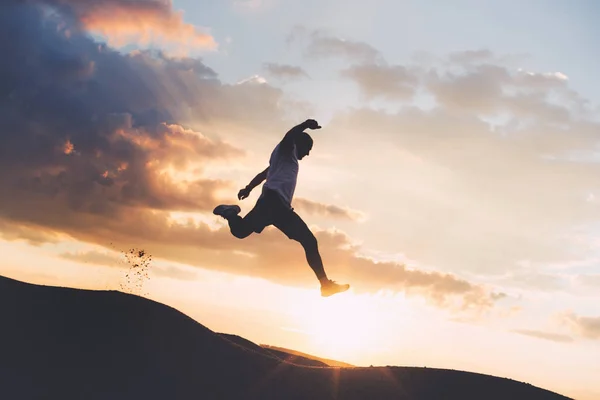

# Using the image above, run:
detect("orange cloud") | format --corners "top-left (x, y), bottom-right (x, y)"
top-left (0, 204), bottom-right (501, 313)
top-left (0, 220), bottom-right (62, 246)
top-left (58, 0), bottom-right (217, 51)
top-left (59, 250), bottom-right (197, 281)
top-left (63, 139), bottom-right (75, 155)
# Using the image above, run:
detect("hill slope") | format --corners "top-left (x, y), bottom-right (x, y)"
top-left (218, 334), bottom-right (329, 367)
top-left (0, 275), bottom-right (572, 400)
top-left (261, 344), bottom-right (353, 367)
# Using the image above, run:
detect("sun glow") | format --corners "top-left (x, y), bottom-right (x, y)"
top-left (289, 291), bottom-right (390, 361)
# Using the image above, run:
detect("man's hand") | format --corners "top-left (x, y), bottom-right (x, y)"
top-left (303, 119), bottom-right (321, 130)
top-left (238, 186), bottom-right (251, 200)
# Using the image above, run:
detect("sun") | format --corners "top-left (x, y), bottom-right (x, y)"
top-left (289, 291), bottom-right (384, 361)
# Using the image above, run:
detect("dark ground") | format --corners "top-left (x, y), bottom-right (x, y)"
top-left (0, 275), bottom-right (573, 400)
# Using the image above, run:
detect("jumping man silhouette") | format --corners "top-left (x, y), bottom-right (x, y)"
top-left (213, 119), bottom-right (350, 297)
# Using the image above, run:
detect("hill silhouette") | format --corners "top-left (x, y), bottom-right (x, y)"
top-left (0, 275), bottom-right (573, 400)
top-left (260, 345), bottom-right (353, 367)
top-left (217, 332), bottom-right (276, 357)
top-left (218, 334), bottom-right (329, 367)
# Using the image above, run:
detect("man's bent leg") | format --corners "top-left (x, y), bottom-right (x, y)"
top-left (228, 215), bottom-right (254, 239)
top-left (214, 204), bottom-right (259, 239)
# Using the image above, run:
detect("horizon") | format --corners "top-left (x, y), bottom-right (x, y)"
top-left (1, 1), bottom-right (599, 399)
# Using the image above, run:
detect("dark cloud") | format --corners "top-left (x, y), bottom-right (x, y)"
top-left (0, 0), bottom-right (297, 227)
top-left (0, 1), bottom-right (295, 271)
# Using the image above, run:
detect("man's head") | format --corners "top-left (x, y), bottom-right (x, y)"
top-left (296, 132), bottom-right (313, 160)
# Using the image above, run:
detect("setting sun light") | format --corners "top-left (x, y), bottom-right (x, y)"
top-left (289, 292), bottom-right (386, 360)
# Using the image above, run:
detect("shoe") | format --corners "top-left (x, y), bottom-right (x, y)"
top-left (213, 204), bottom-right (241, 219)
top-left (320, 279), bottom-right (350, 297)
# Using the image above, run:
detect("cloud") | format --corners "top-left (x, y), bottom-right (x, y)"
top-left (232, 0), bottom-right (266, 11)
top-left (426, 64), bottom-right (511, 113)
top-left (45, 0), bottom-right (217, 51)
top-left (575, 274), bottom-right (600, 288)
top-left (61, 250), bottom-right (123, 267)
top-left (236, 75), bottom-right (268, 85)
top-left (263, 63), bottom-right (309, 80)
top-left (36, 212), bottom-right (500, 311)
top-left (512, 329), bottom-right (573, 343)
top-left (328, 46), bottom-right (577, 122)
top-left (327, 67), bottom-right (600, 278)
top-left (0, 111), bottom-right (241, 217)
top-left (561, 312), bottom-right (600, 340)
top-left (447, 49), bottom-right (495, 65)
top-left (0, 1), bottom-right (500, 312)
top-left (154, 264), bottom-right (197, 281)
top-left (425, 63), bottom-right (576, 120)
top-left (289, 27), bottom-right (381, 63)
top-left (341, 64), bottom-right (419, 101)
top-left (2, 201), bottom-right (498, 312)
top-left (59, 250), bottom-right (197, 280)
top-left (293, 198), bottom-right (366, 222)
top-left (282, 39), bottom-right (594, 292)
top-left (0, 6), bottom-right (519, 313)
top-left (285, 25), bottom-right (307, 47)
top-left (0, 0), bottom-right (298, 226)
top-left (494, 270), bottom-right (567, 292)
top-left (0, 220), bottom-right (62, 246)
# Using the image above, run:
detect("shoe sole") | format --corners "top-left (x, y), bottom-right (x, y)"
top-left (321, 285), bottom-right (350, 297)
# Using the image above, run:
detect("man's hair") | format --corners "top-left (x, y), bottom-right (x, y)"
top-left (297, 131), bottom-right (313, 149)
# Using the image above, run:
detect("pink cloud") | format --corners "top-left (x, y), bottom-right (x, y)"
top-left (55, 0), bottom-right (217, 50)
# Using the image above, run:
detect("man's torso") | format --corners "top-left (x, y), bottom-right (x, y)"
top-left (262, 142), bottom-right (298, 207)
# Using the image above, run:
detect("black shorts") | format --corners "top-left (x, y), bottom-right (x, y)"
top-left (245, 189), bottom-right (310, 241)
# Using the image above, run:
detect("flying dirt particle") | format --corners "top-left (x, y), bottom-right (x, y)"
top-left (118, 247), bottom-right (152, 296)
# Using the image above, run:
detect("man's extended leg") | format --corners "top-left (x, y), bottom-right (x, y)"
top-left (275, 211), bottom-right (349, 297)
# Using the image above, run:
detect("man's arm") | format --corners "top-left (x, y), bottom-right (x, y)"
top-left (280, 119), bottom-right (321, 152)
top-left (238, 167), bottom-right (269, 200)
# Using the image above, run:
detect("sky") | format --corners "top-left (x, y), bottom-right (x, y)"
top-left (1, 0), bottom-right (599, 398)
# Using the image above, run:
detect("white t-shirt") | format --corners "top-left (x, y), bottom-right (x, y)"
top-left (262, 142), bottom-right (298, 207)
